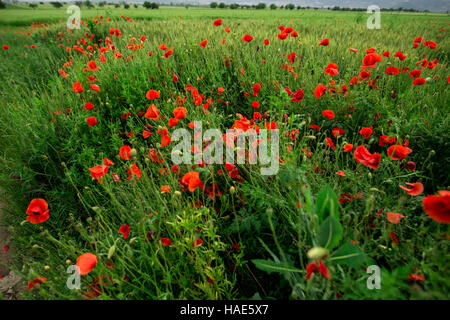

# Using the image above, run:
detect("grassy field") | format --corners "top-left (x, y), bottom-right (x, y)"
top-left (0, 6), bottom-right (449, 300)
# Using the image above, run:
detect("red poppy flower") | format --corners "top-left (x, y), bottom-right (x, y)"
top-left (306, 260), bottom-right (331, 280)
top-left (404, 161), bottom-right (416, 171)
top-left (242, 34), bottom-right (253, 42)
top-left (252, 83), bottom-right (261, 96)
top-left (413, 77), bottom-right (426, 85)
top-left (318, 39), bottom-right (329, 46)
top-left (387, 143), bottom-right (412, 160)
top-left (291, 90), bottom-right (304, 102)
top-left (399, 182), bottom-right (424, 196)
top-left (322, 109), bottom-right (335, 119)
top-left (251, 101), bottom-right (260, 108)
top-left (89, 165), bottom-right (108, 184)
top-left (199, 40), bottom-right (207, 48)
top-left (161, 238), bottom-right (173, 246)
top-left (119, 145), bottom-right (131, 160)
top-left (118, 224), bottom-right (130, 239)
top-left (379, 135), bottom-right (396, 146)
top-left (359, 126), bottom-right (373, 139)
top-left (164, 49), bottom-right (174, 59)
top-left (161, 185), bottom-right (170, 193)
top-left (192, 238), bottom-right (203, 247)
top-left (362, 53), bottom-right (381, 68)
top-left (181, 171), bottom-right (204, 192)
top-left (264, 39), bottom-right (269, 45)
top-left (127, 163), bottom-right (141, 181)
top-left (354, 145), bottom-right (381, 170)
top-left (224, 26), bottom-right (230, 33)
top-left (87, 60), bottom-right (100, 71)
top-left (387, 212), bottom-right (405, 224)
top-left (332, 128), bottom-right (345, 137)
top-left (382, 51), bottom-right (390, 57)
top-left (393, 51), bottom-right (407, 61)
top-left (26, 198), bottom-right (50, 224)
top-left (3, 45), bottom-right (9, 50)
top-left (144, 104), bottom-right (159, 121)
top-left (359, 69), bottom-right (371, 80)
top-left (84, 102), bottom-right (94, 111)
top-left (324, 63), bottom-right (338, 76)
top-left (27, 276), bottom-right (47, 290)
top-left (76, 253), bottom-right (97, 276)
top-left (422, 190), bottom-right (450, 223)
top-left (348, 48), bottom-right (359, 53)
top-left (314, 83), bottom-right (327, 99)
top-left (213, 19), bottom-right (222, 26)
top-left (86, 116), bottom-right (97, 127)
top-left (72, 81), bottom-right (84, 93)
top-left (344, 144), bottom-right (353, 152)
top-left (90, 84), bottom-right (100, 92)
top-left (146, 90), bottom-right (160, 100)
top-left (58, 68), bottom-right (69, 78)
top-left (409, 69), bottom-right (422, 78)
top-left (385, 66), bottom-right (399, 75)
top-left (173, 106), bottom-right (187, 120)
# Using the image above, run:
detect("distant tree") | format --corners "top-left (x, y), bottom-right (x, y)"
top-left (270, 3), bottom-right (277, 10)
top-left (218, 2), bottom-right (225, 8)
top-left (150, 2), bottom-right (159, 9)
top-left (50, 2), bottom-right (63, 8)
top-left (85, 1), bottom-right (94, 8)
top-left (134, 4), bottom-right (138, 8)
top-left (0, 0), bottom-right (6, 9)
top-left (286, 3), bottom-right (295, 10)
top-left (256, 3), bottom-right (266, 9)
top-left (98, 1), bottom-right (106, 7)
top-left (210, 2), bottom-right (218, 8)
top-left (29, 3), bottom-right (38, 8)
top-left (143, 1), bottom-right (151, 9)
top-left (124, 3), bottom-right (129, 9)
top-left (230, 3), bottom-right (239, 9)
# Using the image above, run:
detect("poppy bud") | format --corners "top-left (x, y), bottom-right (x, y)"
top-left (429, 150), bottom-right (435, 157)
top-left (32, 244), bottom-right (40, 250)
top-left (368, 172), bottom-right (372, 179)
top-left (130, 148), bottom-right (137, 158)
top-left (306, 135), bottom-right (316, 140)
top-left (230, 186), bottom-right (236, 194)
top-left (307, 246), bottom-right (328, 260)
top-left (368, 138), bottom-right (375, 145)
top-left (174, 191), bottom-right (182, 197)
top-left (299, 121), bottom-right (306, 127)
top-left (66, 259), bottom-right (72, 265)
top-left (44, 266), bottom-right (50, 270)
top-left (266, 208), bottom-right (273, 216)
top-left (425, 77), bottom-right (432, 82)
top-left (21, 220), bottom-right (27, 226)
top-left (206, 121), bottom-right (210, 127)
top-left (86, 217), bottom-right (92, 223)
top-left (385, 179), bottom-right (392, 184)
top-left (107, 244), bottom-right (116, 259)
top-left (343, 214), bottom-right (352, 224)
top-left (130, 237), bottom-right (137, 244)
top-left (91, 206), bottom-right (101, 213)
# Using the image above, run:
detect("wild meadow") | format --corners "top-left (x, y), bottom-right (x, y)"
top-left (0, 5), bottom-right (449, 300)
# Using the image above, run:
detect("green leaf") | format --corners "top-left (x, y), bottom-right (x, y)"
top-left (318, 215), bottom-right (343, 250)
top-left (329, 241), bottom-right (368, 267)
top-left (252, 259), bottom-right (302, 274)
top-left (316, 185), bottom-right (339, 221)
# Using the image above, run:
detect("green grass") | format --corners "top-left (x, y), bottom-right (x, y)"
top-left (0, 7), bottom-right (449, 300)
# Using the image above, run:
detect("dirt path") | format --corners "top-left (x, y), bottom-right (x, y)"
top-left (0, 193), bottom-right (23, 299)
